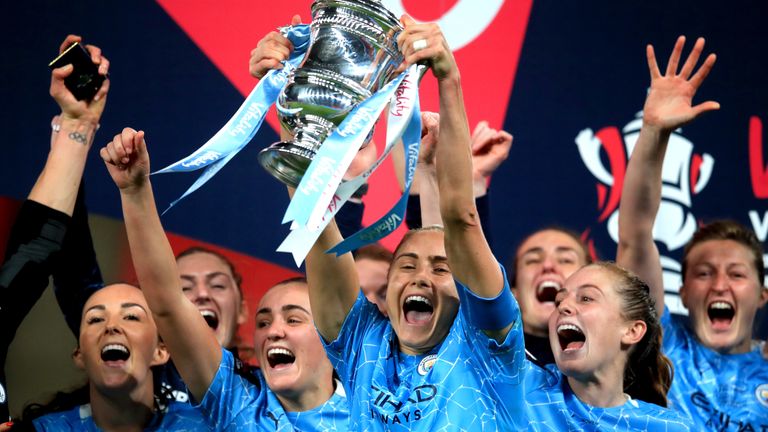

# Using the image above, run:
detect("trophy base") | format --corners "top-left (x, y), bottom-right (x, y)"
top-left (258, 142), bottom-right (315, 187)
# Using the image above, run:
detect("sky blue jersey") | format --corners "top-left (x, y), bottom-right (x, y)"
top-left (32, 400), bottom-right (204, 431)
top-left (322, 265), bottom-right (528, 431)
top-left (523, 362), bottom-right (693, 431)
top-left (662, 309), bottom-right (768, 431)
top-left (197, 348), bottom-right (349, 431)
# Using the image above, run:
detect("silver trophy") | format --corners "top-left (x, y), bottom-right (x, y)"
top-left (258, 0), bottom-right (404, 186)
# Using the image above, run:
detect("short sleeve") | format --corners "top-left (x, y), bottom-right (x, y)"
top-left (196, 348), bottom-right (264, 430)
top-left (321, 292), bottom-right (387, 394)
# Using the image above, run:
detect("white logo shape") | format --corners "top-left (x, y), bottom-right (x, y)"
top-left (418, 354), bottom-right (437, 376)
top-left (576, 112), bottom-right (715, 315)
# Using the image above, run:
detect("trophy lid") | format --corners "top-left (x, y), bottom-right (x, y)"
top-left (311, 0), bottom-right (403, 32)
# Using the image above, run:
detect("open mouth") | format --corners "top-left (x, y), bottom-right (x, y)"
top-left (101, 344), bottom-right (130, 362)
top-left (557, 324), bottom-right (586, 352)
top-left (536, 281), bottom-right (560, 303)
top-left (200, 310), bottom-right (219, 330)
top-left (267, 347), bottom-right (296, 369)
top-left (403, 295), bottom-right (434, 324)
top-left (707, 301), bottom-right (735, 328)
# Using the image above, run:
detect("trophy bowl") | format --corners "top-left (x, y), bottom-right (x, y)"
top-left (258, 0), bottom-right (404, 187)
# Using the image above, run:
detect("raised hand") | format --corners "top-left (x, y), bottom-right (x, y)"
top-left (419, 111), bottom-right (440, 165)
top-left (471, 121), bottom-right (512, 178)
top-left (50, 34), bottom-right (110, 126)
top-left (396, 15), bottom-right (458, 81)
top-left (249, 14), bottom-right (302, 79)
top-left (100, 128), bottom-right (150, 192)
top-left (643, 36), bottom-right (719, 132)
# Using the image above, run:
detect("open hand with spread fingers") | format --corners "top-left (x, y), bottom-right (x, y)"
top-left (643, 36), bottom-right (720, 132)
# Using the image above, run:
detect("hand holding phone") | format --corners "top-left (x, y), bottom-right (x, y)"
top-left (49, 42), bottom-right (106, 101)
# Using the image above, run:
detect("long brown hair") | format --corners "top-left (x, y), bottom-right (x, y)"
top-left (592, 262), bottom-right (673, 407)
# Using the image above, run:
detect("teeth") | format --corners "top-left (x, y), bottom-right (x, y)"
top-left (268, 348), bottom-right (294, 357)
top-left (101, 344), bottom-right (128, 354)
top-left (710, 302), bottom-right (733, 310)
top-left (405, 295), bottom-right (432, 306)
top-left (537, 281), bottom-right (561, 293)
top-left (557, 324), bottom-right (582, 334)
top-left (200, 310), bottom-right (217, 318)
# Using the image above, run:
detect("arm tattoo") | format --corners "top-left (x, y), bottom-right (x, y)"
top-left (68, 131), bottom-right (89, 145)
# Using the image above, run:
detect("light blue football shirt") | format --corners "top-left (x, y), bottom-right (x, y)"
top-left (523, 362), bottom-right (693, 431)
top-left (662, 308), bottom-right (768, 431)
top-left (322, 265), bottom-right (527, 431)
top-left (33, 400), bottom-right (204, 431)
top-left (198, 348), bottom-right (349, 431)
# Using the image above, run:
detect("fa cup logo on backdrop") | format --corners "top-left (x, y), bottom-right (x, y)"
top-left (575, 113), bottom-right (715, 314)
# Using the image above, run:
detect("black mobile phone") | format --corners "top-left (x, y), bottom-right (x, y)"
top-left (48, 42), bottom-right (105, 101)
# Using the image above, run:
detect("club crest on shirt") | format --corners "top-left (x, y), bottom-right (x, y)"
top-left (417, 355), bottom-right (437, 376)
top-left (756, 383), bottom-right (768, 408)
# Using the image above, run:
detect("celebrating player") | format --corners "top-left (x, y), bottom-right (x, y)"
top-left (100, 126), bottom-right (348, 430)
top-left (617, 35), bottom-right (768, 430)
top-left (304, 17), bottom-right (524, 430)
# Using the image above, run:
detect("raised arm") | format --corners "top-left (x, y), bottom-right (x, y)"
top-left (34, 36), bottom-right (110, 333)
top-left (299, 114), bottom-right (369, 342)
top-left (399, 116), bottom-right (511, 234)
top-left (100, 129), bottom-right (220, 402)
top-left (305, 218), bottom-right (360, 342)
top-left (30, 35), bottom-right (109, 215)
top-left (0, 34), bottom-right (109, 421)
top-left (52, 184), bottom-right (104, 335)
top-left (397, 17), bottom-right (504, 317)
top-left (409, 112), bottom-right (443, 227)
top-left (617, 36), bottom-right (718, 315)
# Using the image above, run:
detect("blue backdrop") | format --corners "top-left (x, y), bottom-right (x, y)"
top-left (1, 0), bottom-right (766, 334)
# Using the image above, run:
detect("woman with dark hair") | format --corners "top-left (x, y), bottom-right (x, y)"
top-left (27, 284), bottom-right (202, 431)
top-left (618, 35), bottom-right (768, 431)
top-left (299, 13), bottom-right (691, 430)
top-left (174, 246), bottom-right (248, 350)
top-left (509, 227), bottom-right (593, 365)
top-left (0, 34), bottom-right (110, 427)
top-left (303, 16), bottom-right (523, 430)
top-left (99, 129), bottom-right (348, 429)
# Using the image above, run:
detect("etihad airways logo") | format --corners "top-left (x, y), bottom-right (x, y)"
top-left (576, 113), bottom-right (714, 315)
top-left (370, 384), bottom-right (437, 425)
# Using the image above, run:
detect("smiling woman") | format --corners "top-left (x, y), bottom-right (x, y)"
top-left (176, 247), bottom-right (247, 349)
top-left (100, 119), bottom-right (351, 429)
top-left (28, 284), bottom-right (203, 431)
top-left (616, 35), bottom-right (768, 431)
top-left (509, 227), bottom-right (592, 365)
top-left (520, 262), bottom-right (691, 430)
top-left (253, 278), bottom-right (345, 422)
top-left (304, 18), bottom-right (526, 431)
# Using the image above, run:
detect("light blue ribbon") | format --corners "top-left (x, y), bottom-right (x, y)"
top-left (328, 95), bottom-right (421, 255)
top-left (283, 70), bottom-right (409, 229)
top-left (277, 65), bottom-right (422, 265)
top-left (152, 24), bottom-right (311, 212)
